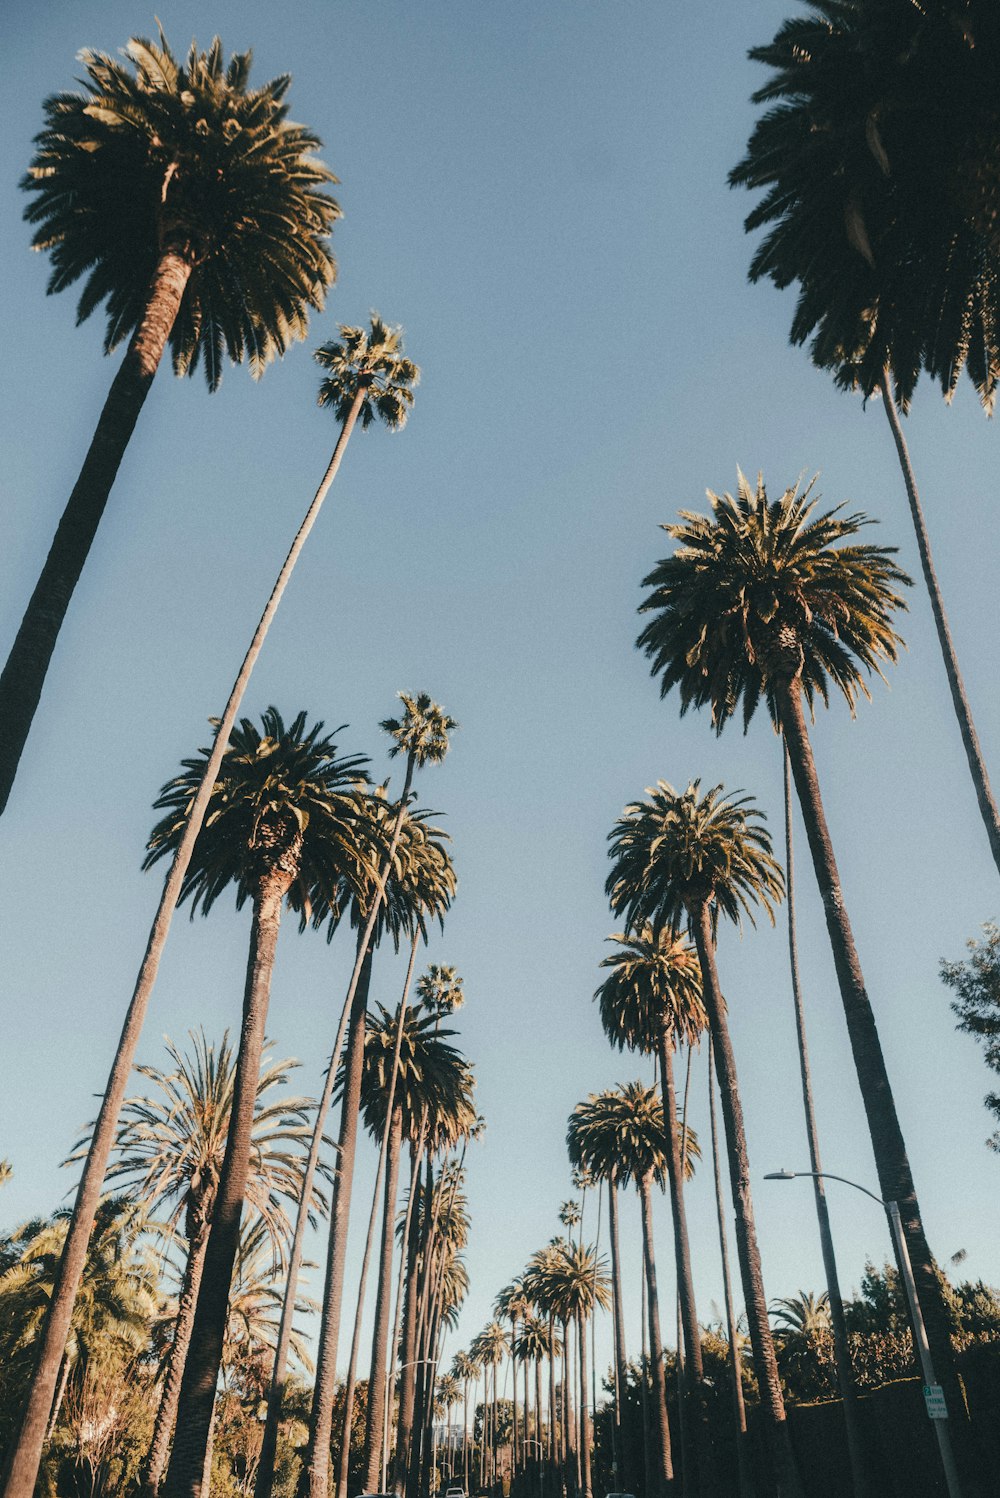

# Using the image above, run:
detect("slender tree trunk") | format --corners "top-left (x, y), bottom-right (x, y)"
top-left (163, 861), bottom-right (295, 1498)
top-left (777, 681), bottom-right (971, 1451)
top-left (3, 382), bottom-right (372, 1498)
top-left (511, 1320), bottom-right (520, 1483)
top-left (880, 370), bottom-right (1000, 876)
top-left (364, 1106), bottom-right (406, 1489)
top-left (548, 1319), bottom-right (557, 1469)
top-left (144, 1217), bottom-right (212, 1496)
top-left (578, 1313), bottom-right (592, 1498)
top-left (691, 905), bottom-right (802, 1498)
top-left (782, 744), bottom-right (870, 1498)
top-left (639, 1174), bottom-right (674, 1498)
top-left (640, 1247), bottom-right (653, 1498)
top-left (561, 1332), bottom-right (572, 1498)
top-left (44, 1354), bottom-right (71, 1445)
top-left (657, 1037), bottom-right (717, 1498)
top-left (393, 1148), bottom-right (426, 1494)
top-left (0, 248), bottom-right (194, 817)
top-left (607, 1181), bottom-right (628, 1493)
top-left (535, 1358), bottom-right (544, 1494)
top-left (304, 941), bottom-right (376, 1498)
top-left (706, 1041), bottom-right (753, 1498)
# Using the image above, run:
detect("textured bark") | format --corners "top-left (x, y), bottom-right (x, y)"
top-left (3, 384), bottom-right (370, 1498)
top-left (880, 371), bottom-right (1000, 877)
top-left (0, 249), bottom-right (193, 818)
top-left (364, 1105), bottom-right (405, 1489)
top-left (658, 1038), bottom-right (718, 1498)
top-left (692, 905), bottom-right (802, 1498)
top-left (143, 1215), bottom-right (212, 1496)
top-left (640, 1249), bottom-right (654, 1498)
top-left (782, 745), bottom-right (871, 1498)
top-left (163, 863), bottom-right (293, 1498)
top-left (392, 1148), bottom-right (425, 1494)
top-left (777, 683), bottom-right (975, 1477)
top-left (578, 1312), bottom-right (592, 1498)
top-left (304, 942), bottom-right (375, 1498)
top-left (639, 1174), bottom-right (674, 1497)
top-left (706, 1042), bottom-right (754, 1498)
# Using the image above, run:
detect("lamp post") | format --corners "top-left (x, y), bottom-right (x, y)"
top-left (764, 1169), bottom-right (963, 1498)
top-left (382, 1358), bottom-right (438, 1492)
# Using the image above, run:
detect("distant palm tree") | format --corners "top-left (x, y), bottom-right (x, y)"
top-left (450, 1349), bottom-right (480, 1492)
top-left (495, 1279), bottom-right (531, 1479)
top-left (636, 475), bottom-right (958, 1422)
top-left (730, 1), bottom-right (1000, 875)
top-left (1, 30), bottom-right (339, 815)
top-left (608, 781), bottom-right (802, 1498)
top-left (89, 1033), bottom-right (323, 1496)
top-left (142, 709), bottom-right (370, 1497)
top-left (564, 1084), bottom-right (676, 1498)
top-left (535, 1243), bottom-right (610, 1498)
top-left (596, 925), bottom-right (716, 1496)
top-left (12, 315), bottom-right (418, 1498)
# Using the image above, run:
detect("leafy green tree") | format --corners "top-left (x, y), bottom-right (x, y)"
top-left (730, 1), bottom-right (1000, 874)
top-left (1, 30), bottom-right (339, 815)
top-left (144, 708), bottom-right (372, 1498)
top-left (941, 922), bottom-right (1000, 1152)
top-left (10, 315), bottom-right (418, 1498)
top-left (607, 780), bottom-right (802, 1498)
top-left (636, 475), bottom-right (960, 1430)
top-left (596, 926), bottom-right (716, 1495)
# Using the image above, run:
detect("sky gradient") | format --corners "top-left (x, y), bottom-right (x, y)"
top-left (2, 0), bottom-right (999, 1387)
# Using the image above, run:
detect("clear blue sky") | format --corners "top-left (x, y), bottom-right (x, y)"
top-left (2, 0), bottom-right (998, 1388)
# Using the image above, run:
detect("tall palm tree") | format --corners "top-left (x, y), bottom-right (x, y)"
top-left (81, 1032), bottom-right (324, 1496)
top-left (138, 708), bottom-right (371, 1498)
top-left (259, 690), bottom-right (452, 1498)
top-left (534, 1243), bottom-right (610, 1498)
top-left (494, 1280), bottom-right (531, 1482)
top-left (1, 30), bottom-right (339, 815)
top-left (607, 781), bottom-right (803, 1498)
top-left (450, 1350), bottom-right (479, 1493)
top-left (304, 795), bottom-right (457, 1498)
top-left (636, 476), bottom-right (960, 1431)
top-left (729, 1), bottom-right (1000, 875)
top-left (596, 927), bottom-right (715, 1497)
top-left (7, 316), bottom-right (419, 1498)
top-left (563, 1084), bottom-right (675, 1498)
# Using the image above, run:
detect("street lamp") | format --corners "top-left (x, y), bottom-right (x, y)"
top-left (381, 1359), bottom-right (440, 1491)
top-left (764, 1169), bottom-right (963, 1498)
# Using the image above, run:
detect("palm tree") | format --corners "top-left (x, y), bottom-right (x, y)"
top-left (636, 476), bottom-right (960, 1431)
top-left (80, 1032), bottom-right (324, 1496)
top-left (729, 2), bottom-right (1000, 875)
top-left (607, 781), bottom-right (803, 1498)
top-left (535, 1243), bottom-right (610, 1498)
top-left (137, 709), bottom-right (371, 1498)
top-left (494, 1280), bottom-right (531, 1481)
top-left (303, 777), bottom-right (458, 1498)
top-left (596, 926), bottom-right (715, 1497)
top-left (7, 317), bottom-right (419, 1498)
top-left (259, 692), bottom-right (453, 1498)
top-left (450, 1350), bottom-right (479, 1493)
top-left (563, 1084), bottom-right (675, 1498)
top-left (1, 30), bottom-right (339, 815)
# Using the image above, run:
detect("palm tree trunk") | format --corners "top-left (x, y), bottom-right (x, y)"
top-left (163, 865), bottom-right (294, 1498)
top-left (691, 904), bottom-right (802, 1498)
top-left (880, 370), bottom-right (1000, 875)
top-left (3, 381), bottom-right (371, 1498)
top-left (639, 1174), bottom-right (674, 1498)
top-left (364, 1105), bottom-right (406, 1489)
top-left (392, 1147), bottom-right (426, 1494)
top-left (640, 1247), bottom-right (653, 1498)
top-left (305, 940), bottom-right (376, 1498)
top-left (548, 1318), bottom-right (557, 1469)
top-left (776, 681), bottom-right (969, 1443)
top-left (44, 1353), bottom-right (71, 1445)
top-left (0, 247), bottom-right (194, 818)
top-left (577, 1313), bottom-right (592, 1498)
top-left (657, 1036), bottom-right (717, 1498)
top-left (144, 1217), bottom-right (212, 1496)
top-left (782, 744), bottom-right (870, 1498)
top-left (535, 1357), bottom-right (544, 1494)
top-left (706, 1041), bottom-right (753, 1498)
top-left (511, 1319), bottom-right (519, 1483)
top-left (607, 1180), bottom-right (628, 1493)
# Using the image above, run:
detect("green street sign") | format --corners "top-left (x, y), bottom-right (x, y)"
top-left (923, 1383), bottom-right (948, 1420)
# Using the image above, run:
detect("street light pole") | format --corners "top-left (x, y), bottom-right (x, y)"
top-left (764, 1170), bottom-right (964, 1498)
top-left (382, 1358), bottom-right (439, 1493)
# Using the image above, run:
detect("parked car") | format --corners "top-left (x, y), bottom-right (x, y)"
top-left (445, 1489), bottom-right (466, 1498)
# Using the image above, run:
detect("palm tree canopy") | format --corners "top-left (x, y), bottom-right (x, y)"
top-left (358, 1002), bottom-right (476, 1149)
top-left (558, 1200), bottom-right (581, 1231)
top-left (596, 925), bottom-right (708, 1055)
top-left (513, 1314), bottom-right (554, 1364)
top-left (607, 779), bottom-right (784, 934)
top-left (416, 962), bottom-right (465, 1018)
top-left (729, 1), bottom-right (1000, 410)
top-left (380, 691), bottom-right (459, 768)
top-left (23, 30), bottom-right (339, 387)
top-left (771, 1290), bottom-right (832, 1342)
top-left (472, 1321), bottom-right (509, 1366)
top-left (79, 1030), bottom-right (329, 1253)
top-left (536, 1241), bottom-right (611, 1324)
top-left (143, 707), bottom-right (373, 918)
top-left (637, 473), bottom-right (910, 730)
top-left (495, 1278), bottom-right (531, 1324)
top-left (567, 1083), bottom-right (697, 1190)
top-left (315, 314), bottom-right (419, 428)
